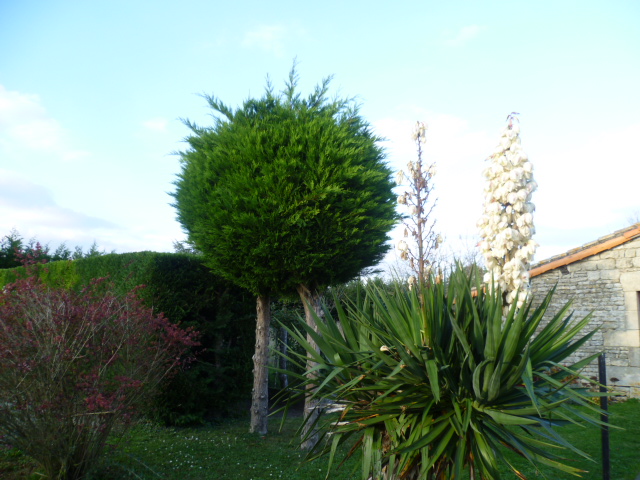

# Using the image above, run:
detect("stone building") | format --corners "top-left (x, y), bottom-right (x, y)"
top-left (529, 223), bottom-right (640, 397)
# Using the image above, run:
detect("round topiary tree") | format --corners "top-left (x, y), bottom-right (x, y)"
top-left (172, 67), bottom-right (398, 438)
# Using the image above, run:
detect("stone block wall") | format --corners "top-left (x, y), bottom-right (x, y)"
top-left (530, 236), bottom-right (640, 397)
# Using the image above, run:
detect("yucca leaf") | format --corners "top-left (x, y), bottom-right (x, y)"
top-left (361, 427), bottom-right (374, 480)
top-left (497, 397), bottom-right (569, 417)
top-left (314, 365), bottom-right (352, 396)
top-left (499, 305), bottom-right (525, 369)
top-left (324, 433), bottom-right (341, 480)
top-left (480, 407), bottom-right (541, 426)
top-left (353, 413), bottom-right (398, 427)
top-left (525, 449), bottom-right (589, 476)
top-left (485, 423), bottom-right (570, 475)
top-left (424, 359), bottom-right (441, 402)
top-left (471, 359), bottom-right (485, 400)
top-left (487, 357), bottom-right (504, 401)
top-left (521, 357), bottom-right (541, 412)
top-left (418, 426), bottom-right (456, 473)
top-left (453, 434), bottom-right (468, 480)
top-left (395, 414), bottom-right (452, 454)
top-left (557, 403), bottom-right (617, 429)
top-left (471, 427), bottom-right (501, 478)
top-left (504, 345), bottom-right (531, 391)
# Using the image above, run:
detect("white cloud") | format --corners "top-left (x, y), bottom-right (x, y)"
top-left (142, 117), bottom-right (169, 132)
top-left (0, 169), bottom-right (182, 254)
top-left (0, 171), bottom-right (55, 209)
top-left (0, 170), bottom-right (117, 247)
top-left (535, 123), bottom-right (640, 232)
top-left (0, 85), bottom-right (90, 162)
top-left (242, 25), bottom-right (288, 56)
top-left (0, 87), bottom-right (46, 128)
top-left (444, 25), bottom-right (486, 47)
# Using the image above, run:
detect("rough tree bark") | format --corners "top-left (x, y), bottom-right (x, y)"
top-left (296, 284), bottom-right (324, 450)
top-left (249, 294), bottom-right (271, 434)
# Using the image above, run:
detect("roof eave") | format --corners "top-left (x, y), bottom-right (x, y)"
top-left (530, 225), bottom-right (640, 278)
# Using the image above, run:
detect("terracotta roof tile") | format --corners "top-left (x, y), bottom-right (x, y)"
top-left (529, 223), bottom-right (640, 277)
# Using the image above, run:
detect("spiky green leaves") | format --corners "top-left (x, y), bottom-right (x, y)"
top-left (278, 268), bottom-right (608, 479)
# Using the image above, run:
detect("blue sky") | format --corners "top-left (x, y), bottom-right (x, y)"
top-left (1, 0), bottom-right (639, 268)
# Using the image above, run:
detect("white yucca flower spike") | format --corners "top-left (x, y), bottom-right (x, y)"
top-left (479, 114), bottom-right (537, 312)
top-left (412, 121), bottom-right (427, 143)
top-left (397, 120), bottom-right (439, 285)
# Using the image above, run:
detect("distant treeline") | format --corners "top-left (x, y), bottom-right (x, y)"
top-left (0, 229), bottom-right (111, 269)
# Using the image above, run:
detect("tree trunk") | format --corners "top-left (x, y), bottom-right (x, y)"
top-left (296, 284), bottom-right (323, 450)
top-left (250, 294), bottom-right (271, 435)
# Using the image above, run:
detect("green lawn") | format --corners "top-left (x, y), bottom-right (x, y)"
top-left (493, 398), bottom-right (640, 480)
top-left (2, 400), bottom-right (639, 480)
top-left (97, 415), bottom-right (360, 480)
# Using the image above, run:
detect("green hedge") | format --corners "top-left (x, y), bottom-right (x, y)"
top-left (0, 252), bottom-right (256, 425)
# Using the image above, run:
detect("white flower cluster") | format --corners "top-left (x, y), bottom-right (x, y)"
top-left (412, 121), bottom-right (427, 143)
top-left (478, 117), bottom-right (538, 309)
top-left (397, 239), bottom-right (409, 260)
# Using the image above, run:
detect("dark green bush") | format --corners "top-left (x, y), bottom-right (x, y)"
top-left (0, 252), bottom-right (256, 426)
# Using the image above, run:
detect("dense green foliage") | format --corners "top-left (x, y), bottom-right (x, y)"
top-left (0, 252), bottom-right (256, 426)
top-left (279, 267), bottom-right (609, 480)
top-left (172, 68), bottom-right (398, 296)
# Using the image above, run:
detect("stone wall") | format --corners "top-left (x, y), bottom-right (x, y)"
top-left (530, 236), bottom-right (640, 397)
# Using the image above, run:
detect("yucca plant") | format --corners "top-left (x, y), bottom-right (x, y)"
top-left (275, 267), bottom-right (609, 479)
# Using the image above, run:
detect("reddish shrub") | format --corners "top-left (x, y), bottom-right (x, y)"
top-left (0, 275), bottom-right (198, 480)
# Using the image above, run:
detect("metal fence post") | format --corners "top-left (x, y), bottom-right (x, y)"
top-left (598, 353), bottom-right (610, 480)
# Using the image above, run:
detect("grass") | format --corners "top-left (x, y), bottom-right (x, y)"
top-left (1, 399), bottom-right (639, 479)
top-left (98, 415), bottom-right (360, 480)
top-left (492, 398), bottom-right (640, 480)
